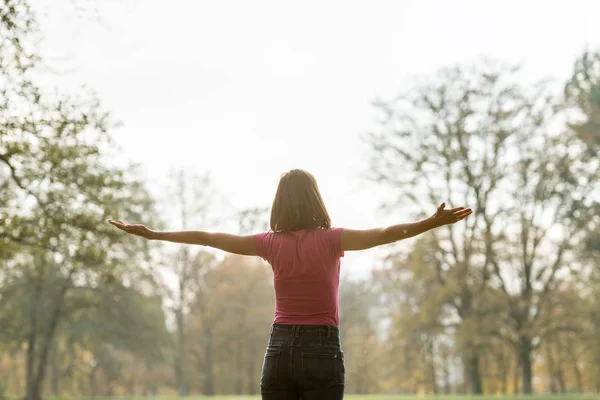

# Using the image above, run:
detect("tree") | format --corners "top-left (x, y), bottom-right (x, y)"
top-left (62, 280), bottom-right (169, 396)
top-left (187, 254), bottom-right (273, 395)
top-left (365, 60), bottom-right (517, 394)
top-left (1, 2), bottom-right (163, 399)
top-left (485, 105), bottom-right (597, 394)
top-left (365, 59), bottom-right (599, 393)
top-left (373, 236), bottom-right (467, 394)
top-left (564, 49), bottom-right (600, 152)
top-left (236, 206), bottom-right (269, 236)
top-left (339, 278), bottom-right (383, 394)
top-left (157, 169), bottom-right (220, 397)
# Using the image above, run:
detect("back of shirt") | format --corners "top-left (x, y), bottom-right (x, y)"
top-left (254, 228), bottom-right (344, 326)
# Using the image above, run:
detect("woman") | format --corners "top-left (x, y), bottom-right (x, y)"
top-left (108, 169), bottom-right (472, 399)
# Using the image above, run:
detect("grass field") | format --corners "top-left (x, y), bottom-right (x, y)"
top-left (28, 395), bottom-right (599, 400)
top-left (162, 396), bottom-right (600, 400)
top-left (213, 395), bottom-right (587, 398)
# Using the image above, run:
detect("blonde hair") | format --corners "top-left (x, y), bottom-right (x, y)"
top-left (270, 169), bottom-right (332, 232)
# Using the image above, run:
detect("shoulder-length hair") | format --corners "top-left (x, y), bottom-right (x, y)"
top-left (270, 169), bottom-right (332, 232)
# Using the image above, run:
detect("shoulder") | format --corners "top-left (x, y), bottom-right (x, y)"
top-left (254, 231), bottom-right (277, 261)
top-left (318, 227), bottom-right (344, 257)
top-left (254, 231), bottom-right (279, 246)
top-left (255, 231), bottom-right (274, 239)
top-left (320, 227), bottom-right (344, 237)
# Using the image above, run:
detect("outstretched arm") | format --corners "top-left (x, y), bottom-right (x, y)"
top-left (341, 203), bottom-right (472, 251)
top-left (107, 220), bottom-right (257, 256)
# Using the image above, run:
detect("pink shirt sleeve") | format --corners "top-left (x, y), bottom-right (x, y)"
top-left (323, 227), bottom-right (344, 258)
top-left (254, 232), bottom-right (272, 261)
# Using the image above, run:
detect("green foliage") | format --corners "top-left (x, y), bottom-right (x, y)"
top-left (564, 49), bottom-right (600, 151)
top-left (565, 49), bottom-right (600, 112)
top-left (65, 283), bottom-right (169, 361)
top-left (0, 2), bottom-right (167, 399)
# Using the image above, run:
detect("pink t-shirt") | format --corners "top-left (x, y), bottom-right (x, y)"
top-left (254, 228), bottom-right (344, 326)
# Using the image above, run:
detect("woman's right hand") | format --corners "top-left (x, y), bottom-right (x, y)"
top-left (430, 203), bottom-right (472, 227)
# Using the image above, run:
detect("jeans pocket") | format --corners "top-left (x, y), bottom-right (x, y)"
top-left (260, 349), bottom-right (280, 388)
top-left (301, 351), bottom-right (340, 389)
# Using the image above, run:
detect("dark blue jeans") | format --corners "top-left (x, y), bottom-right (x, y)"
top-left (260, 324), bottom-right (345, 399)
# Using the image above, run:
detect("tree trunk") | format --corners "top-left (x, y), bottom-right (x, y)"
top-left (29, 346), bottom-right (49, 400)
top-left (512, 355), bottom-right (520, 394)
top-left (25, 332), bottom-right (37, 400)
top-left (31, 282), bottom-right (72, 400)
top-left (501, 366), bottom-right (508, 395)
top-left (203, 326), bottom-right (214, 396)
top-left (566, 344), bottom-right (583, 392)
top-left (128, 367), bottom-right (136, 396)
top-left (518, 337), bottom-right (533, 394)
top-left (26, 266), bottom-right (74, 400)
top-left (497, 351), bottom-right (508, 394)
top-left (546, 342), bottom-right (557, 393)
top-left (25, 281), bottom-right (41, 400)
top-left (235, 341), bottom-right (243, 394)
top-left (555, 356), bottom-right (566, 393)
top-left (50, 343), bottom-right (60, 396)
top-left (464, 352), bottom-right (483, 394)
top-left (551, 340), bottom-right (566, 393)
top-left (442, 355), bottom-right (451, 394)
top-left (461, 362), bottom-right (468, 394)
top-left (481, 357), bottom-right (494, 394)
top-left (89, 366), bottom-right (98, 398)
top-left (248, 344), bottom-right (257, 395)
top-left (11, 352), bottom-right (22, 398)
top-left (365, 340), bottom-right (372, 393)
top-left (356, 352), bottom-right (363, 393)
top-left (573, 363), bottom-right (583, 393)
top-left (175, 307), bottom-right (187, 397)
top-left (427, 341), bottom-right (437, 395)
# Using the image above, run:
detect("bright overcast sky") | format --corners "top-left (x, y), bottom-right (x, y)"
top-left (34, 0), bottom-right (599, 279)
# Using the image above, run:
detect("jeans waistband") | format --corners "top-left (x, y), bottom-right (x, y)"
top-left (270, 323), bottom-right (340, 336)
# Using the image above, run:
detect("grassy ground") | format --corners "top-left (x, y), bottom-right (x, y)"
top-left (117, 396), bottom-right (597, 399)
top-left (39, 395), bottom-right (598, 400)
top-left (248, 395), bottom-right (589, 398)
top-left (191, 397), bottom-right (599, 400)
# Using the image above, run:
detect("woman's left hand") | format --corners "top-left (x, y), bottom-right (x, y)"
top-left (108, 220), bottom-right (156, 239)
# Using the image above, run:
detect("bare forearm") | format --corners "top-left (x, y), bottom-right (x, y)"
top-left (341, 217), bottom-right (440, 251)
top-left (381, 217), bottom-right (438, 244)
top-left (150, 230), bottom-right (210, 245)
top-left (150, 230), bottom-right (256, 255)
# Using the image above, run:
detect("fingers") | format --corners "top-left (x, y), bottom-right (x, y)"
top-left (454, 208), bottom-right (471, 215)
top-left (108, 219), bottom-right (130, 231)
top-left (440, 208), bottom-right (472, 223)
top-left (107, 220), bottom-right (150, 238)
top-left (455, 209), bottom-right (472, 220)
top-left (434, 205), bottom-right (472, 225)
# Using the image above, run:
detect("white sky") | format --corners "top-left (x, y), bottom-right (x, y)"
top-left (34, 0), bottom-right (599, 279)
